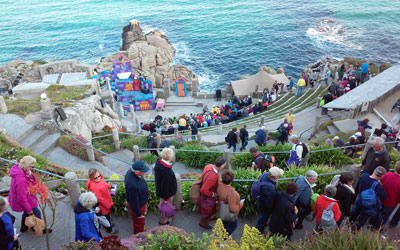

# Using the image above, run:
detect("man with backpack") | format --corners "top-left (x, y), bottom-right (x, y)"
top-left (250, 147), bottom-right (274, 172)
top-left (254, 167), bottom-right (284, 234)
top-left (275, 123), bottom-right (289, 145)
top-left (255, 126), bottom-right (267, 146)
top-left (349, 166), bottom-right (387, 230)
top-left (225, 128), bottom-right (238, 152)
top-left (314, 185), bottom-right (341, 232)
top-left (239, 125), bottom-right (249, 151)
top-left (287, 135), bottom-right (309, 167)
top-left (294, 170), bottom-right (318, 229)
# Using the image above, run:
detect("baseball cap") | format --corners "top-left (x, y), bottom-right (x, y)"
top-left (355, 132), bottom-right (362, 137)
top-left (131, 161), bottom-right (149, 173)
top-left (269, 167), bottom-right (284, 177)
top-left (333, 136), bottom-right (339, 140)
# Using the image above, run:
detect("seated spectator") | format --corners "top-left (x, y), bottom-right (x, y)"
top-left (314, 185), bottom-right (341, 231)
top-left (344, 137), bottom-right (357, 158)
top-left (333, 136), bottom-right (345, 148)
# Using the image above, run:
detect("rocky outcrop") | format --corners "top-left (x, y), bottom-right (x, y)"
top-left (121, 20), bottom-right (146, 51)
top-left (259, 65), bottom-right (277, 75)
top-left (303, 57), bottom-right (341, 82)
top-left (57, 95), bottom-right (121, 139)
top-left (0, 60), bottom-right (44, 89)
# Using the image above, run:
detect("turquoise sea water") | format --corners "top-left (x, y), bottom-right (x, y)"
top-left (1, 0), bottom-right (399, 90)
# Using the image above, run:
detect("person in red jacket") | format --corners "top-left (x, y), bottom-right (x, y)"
top-left (379, 161), bottom-right (400, 227)
top-left (314, 185), bottom-right (341, 231)
top-left (87, 168), bottom-right (118, 234)
top-left (198, 157), bottom-right (226, 229)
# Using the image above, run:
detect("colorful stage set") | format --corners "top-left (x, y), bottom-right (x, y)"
top-left (174, 75), bottom-right (187, 97)
top-left (99, 52), bottom-right (155, 112)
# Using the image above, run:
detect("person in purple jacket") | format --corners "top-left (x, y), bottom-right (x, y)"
top-left (8, 156), bottom-right (46, 233)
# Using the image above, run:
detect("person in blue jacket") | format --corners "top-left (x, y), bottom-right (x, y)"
top-left (74, 192), bottom-right (101, 243)
top-left (255, 127), bottom-right (267, 146)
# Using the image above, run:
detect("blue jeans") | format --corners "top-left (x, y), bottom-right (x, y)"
top-left (21, 207), bottom-right (42, 231)
top-left (223, 218), bottom-right (238, 235)
top-left (256, 211), bottom-right (271, 233)
top-left (228, 143), bottom-right (236, 152)
top-left (296, 86), bottom-right (303, 97)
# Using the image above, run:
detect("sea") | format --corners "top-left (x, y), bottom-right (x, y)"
top-left (1, 0), bottom-right (399, 90)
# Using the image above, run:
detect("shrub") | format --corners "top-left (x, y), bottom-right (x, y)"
top-left (33, 59), bottom-right (47, 65)
top-left (91, 126), bottom-right (115, 154)
top-left (169, 139), bottom-right (186, 149)
top-left (231, 153), bottom-right (253, 169)
top-left (141, 153), bottom-right (159, 164)
top-left (308, 145), bottom-right (352, 167)
top-left (176, 145), bottom-right (223, 169)
top-left (257, 144), bottom-right (292, 168)
top-left (111, 183), bottom-right (127, 216)
top-left (57, 135), bottom-right (104, 164)
top-left (100, 235), bottom-right (128, 250)
top-left (120, 135), bottom-right (147, 149)
top-left (61, 240), bottom-right (100, 250)
top-left (287, 228), bottom-right (399, 249)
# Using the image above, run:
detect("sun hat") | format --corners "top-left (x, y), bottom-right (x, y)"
top-left (131, 161), bottom-right (149, 173)
top-left (333, 136), bottom-right (339, 140)
top-left (269, 167), bottom-right (284, 177)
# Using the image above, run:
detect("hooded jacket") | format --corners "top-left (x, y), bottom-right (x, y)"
top-left (74, 200), bottom-right (101, 242)
top-left (294, 176), bottom-right (312, 208)
top-left (86, 177), bottom-right (113, 215)
top-left (8, 165), bottom-right (38, 213)
top-left (255, 129), bottom-right (266, 146)
top-left (314, 195), bottom-right (341, 225)
top-left (154, 159), bottom-right (177, 200)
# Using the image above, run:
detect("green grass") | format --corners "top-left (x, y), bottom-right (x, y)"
top-left (44, 85), bottom-right (89, 103)
top-left (4, 101), bottom-right (41, 116)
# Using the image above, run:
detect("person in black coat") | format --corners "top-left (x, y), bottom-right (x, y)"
top-left (333, 173), bottom-right (355, 226)
top-left (239, 125), bottom-right (249, 151)
top-left (154, 148), bottom-right (177, 225)
top-left (269, 182), bottom-right (298, 241)
top-left (147, 133), bottom-right (158, 156)
top-left (226, 128), bottom-right (238, 152)
top-left (0, 197), bottom-right (19, 250)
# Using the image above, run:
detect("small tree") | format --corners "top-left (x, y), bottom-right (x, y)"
top-left (27, 180), bottom-right (58, 250)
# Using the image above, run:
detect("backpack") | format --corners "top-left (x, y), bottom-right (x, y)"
top-left (189, 166), bottom-right (214, 204)
top-left (251, 173), bottom-right (275, 199)
top-left (360, 181), bottom-right (379, 215)
top-left (255, 154), bottom-right (275, 172)
top-left (295, 143), bottom-right (309, 158)
top-left (320, 202), bottom-right (337, 230)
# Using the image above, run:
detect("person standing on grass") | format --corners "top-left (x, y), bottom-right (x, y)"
top-left (124, 161), bottom-right (149, 234)
top-left (269, 182), bottom-right (298, 241)
top-left (294, 170), bottom-right (318, 229)
top-left (87, 168), bottom-right (118, 234)
top-left (226, 127), bottom-right (238, 152)
top-left (296, 76), bottom-right (306, 97)
top-left (198, 157), bottom-right (226, 230)
top-left (378, 162), bottom-right (400, 228)
top-left (154, 148), bottom-right (177, 225)
top-left (217, 170), bottom-right (244, 235)
top-left (255, 167), bottom-right (284, 234)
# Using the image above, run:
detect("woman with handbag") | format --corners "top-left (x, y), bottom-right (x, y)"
top-left (217, 170), bottom-right (243, 235)
top-left (154, 148), bottom-right (177, 225)
top-left (8, 156), bottom-right (51, 234)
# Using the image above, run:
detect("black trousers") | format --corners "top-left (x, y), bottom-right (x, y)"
top-left (296, 205), bottom-right (312, 227)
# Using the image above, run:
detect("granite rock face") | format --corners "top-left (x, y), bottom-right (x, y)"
top-left (57, 95), bottom-right (121, 139)
top-left (0, 60), bottom-right (44, 89)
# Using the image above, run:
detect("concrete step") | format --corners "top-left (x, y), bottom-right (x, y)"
top-left (315, 129), bottom-right (330, 138)
top-left (0, 114), bottom-right (35, 141)
top-left (33, 133), bottom-right (61, 155)
top-left (327, 125), bottom-right (339, 134)
top-left (164, 102), bottom-right (196, 106)
top-left (20, 129), bottom-right (49, 148)
top-left (333, 119), bottom-right (356, 132)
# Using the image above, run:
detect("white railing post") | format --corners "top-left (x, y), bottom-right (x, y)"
top-left (0, 96), bottom-right (7, 114)
top-left (112, 128), bottom-right (120, 150)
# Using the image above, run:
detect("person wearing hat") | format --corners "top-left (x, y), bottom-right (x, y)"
top-left (124, 161), bottom-right (149, 234)
top-left (333, 136), bottom-right (345, 148)
top-left (360, 137), bottom-right (390, 175)
top-left (255, 166), bottom-right (284, 234)
top-left (350, 167), bottom-right (387, 230)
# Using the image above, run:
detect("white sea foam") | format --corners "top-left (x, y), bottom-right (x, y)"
top-left (98, 43), bottom-right (104, 51)
top-left (141, 24), bottom-right (167, 35)
top-left (172, 41), bottom-right (192, 63)
top-left (306, 19), bottom-right (364, 50)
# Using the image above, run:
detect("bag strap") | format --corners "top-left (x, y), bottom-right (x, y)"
top-left (327, 202), bottom-right (335, 210)
top-left (371, 181), bottom-right (379, 190)
top-left (227, 190), bottom-right (233, 203)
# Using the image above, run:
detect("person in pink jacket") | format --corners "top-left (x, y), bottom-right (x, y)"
top-left (8, 156), bottom-right (45, 233)
top-left (87, 168), bottom-right (118, 234)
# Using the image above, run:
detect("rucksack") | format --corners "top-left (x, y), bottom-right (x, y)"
top-left (295, 143), bottom-right (309, 158)
top-left (255, 154), bottom-right (275, 172)
top-left (189, 166), bottom-right (214, 204)
top-left (320, 202), bottom-right (337, 230)
top-left (360, 181), bottom-right (379, 215)
top-left (251, 173), bottom-right (275, 199)
top-left (276, 126), bottom-right (286, 138)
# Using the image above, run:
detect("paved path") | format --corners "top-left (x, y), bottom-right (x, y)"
top-left (12, 196), bottom-right (400, 249)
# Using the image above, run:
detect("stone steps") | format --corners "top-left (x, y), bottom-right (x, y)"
top-left (315, 129), bottom-right (330, 138)
top-left (327, 125), bottom-right (339, 134)
top-left (333, 119), bottom-right (357, 132)
top-left (20, 129), bottom-right (49, 148)
top-left (0, 114), bottom-right (35, 141)
top-left (33, 133), bottom-right (61, 155)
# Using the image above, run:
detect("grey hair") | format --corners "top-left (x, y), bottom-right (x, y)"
top-left (325, 185), bottom-right (337, 197)
top-left (289, 135), bottom-right (299, 142)
top-left (79, 192), bottom-right (97, 209)
top-left (0, 196), bottom-right (7, 213)
top-left (373, 166), bottom-right (387, 178)
top-left (374, 137), bottom-right (385, 147)
top-left (305, 170), bottom-right (318, 180)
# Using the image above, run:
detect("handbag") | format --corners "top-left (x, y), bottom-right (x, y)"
top-left (218, 190), bottom-right (236, 223)
top-left (197, 195), bottom-right (217, 217)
